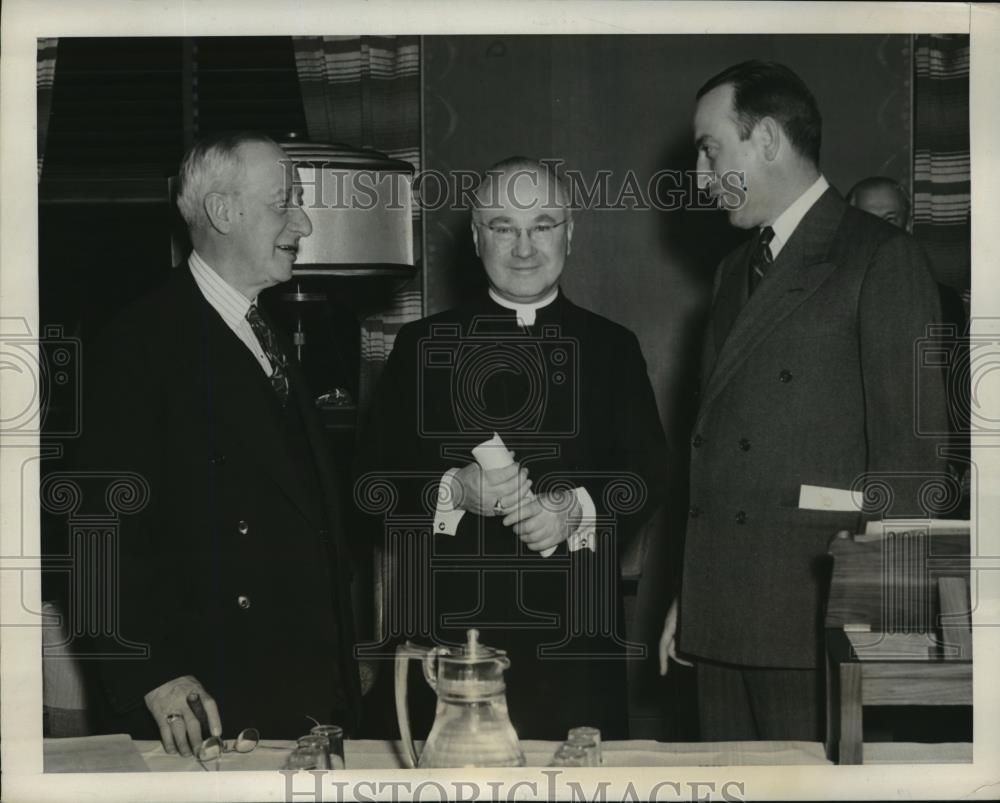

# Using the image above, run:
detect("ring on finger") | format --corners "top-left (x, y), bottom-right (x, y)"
top-left (166, 713), bottom-right (184, 725)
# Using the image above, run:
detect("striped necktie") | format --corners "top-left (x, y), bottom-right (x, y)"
top-left (246, 305), bottom-right (290, 405)
top-left (748, 225), bottom-right (776, 296)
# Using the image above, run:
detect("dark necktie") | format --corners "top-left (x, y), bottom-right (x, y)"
top-left (246, 305), bottom-right (290, 405)
top-left (748, 225), bottom-right (776, 296)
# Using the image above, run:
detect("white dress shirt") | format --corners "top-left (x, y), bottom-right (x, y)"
top-left (765, 174), bottom-right (829, 259)
top-left (188, 250), bottom-right (274, 377)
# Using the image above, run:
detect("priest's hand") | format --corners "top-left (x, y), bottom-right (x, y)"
top-left (502, 489), bottom-right (582, 552)
top-left (451, 461), bottom-right (531, 517)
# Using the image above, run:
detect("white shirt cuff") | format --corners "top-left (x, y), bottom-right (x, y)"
top-left (566, 486), bottom-right (597, 553)
top-left (540, 486), bottom-right (597, 558)
top-left (433, 468), bottom-right (466, 536)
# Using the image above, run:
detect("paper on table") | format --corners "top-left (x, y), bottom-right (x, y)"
top-left (472, 433), bottom-right (556, 558)
top-left (44, 734), bottom-right (150, 773)
top-left (798, 484), bottom-right (864, 512)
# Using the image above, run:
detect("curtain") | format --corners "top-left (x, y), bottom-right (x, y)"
top-left (912, 34), bottom-right (970, 297)
top-left (292, 35), bottom-right (423, 406)
top-left (37, 37), bottom-right (59, 180)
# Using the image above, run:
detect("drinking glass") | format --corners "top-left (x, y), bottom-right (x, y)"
top-left (548, 743), bottom-right (587, 767)
top-left (310, 724), bottom-right (346, 769)
top-left (567, 726), bottom-right (602, 765)
top-left (284, 745), bottom-right (330, 770)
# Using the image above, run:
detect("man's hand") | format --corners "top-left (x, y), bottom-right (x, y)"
top-left (658, 599), bottom-right (693, 676)
top-left (501, 489), bottom-right (581, 553)
top-left (144, 675), bottom-right (222, 756)
top-left (450, 461), bottom-right (531, 517)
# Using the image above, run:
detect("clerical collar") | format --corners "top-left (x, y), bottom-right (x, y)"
top-left (487, 287), bottom-right (558, 326)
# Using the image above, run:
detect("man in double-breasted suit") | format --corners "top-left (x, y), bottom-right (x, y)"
top-left (79, 133), bottom-right (361, 753)
top-left (658, 61), bottom-right (950, 740)
top-left (357, 158), bottom-right (670, 739)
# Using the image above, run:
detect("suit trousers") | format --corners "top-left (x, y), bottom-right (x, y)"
top-left (696, 660), bottom-right (823, 741)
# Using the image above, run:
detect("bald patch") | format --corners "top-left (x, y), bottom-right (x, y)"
top-left (473, 163), bottom-right (572, 216)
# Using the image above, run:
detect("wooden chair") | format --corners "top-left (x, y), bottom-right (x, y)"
top-left (824, 526), bottom-right (971, 764)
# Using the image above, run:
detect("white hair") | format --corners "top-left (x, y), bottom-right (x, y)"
top-left (175, 132), bottom-right (278, 231)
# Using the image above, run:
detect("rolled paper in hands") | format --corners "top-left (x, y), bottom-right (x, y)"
top-left (471, 432), bottom-right (514, 470)
top-left (473, 433), bottom-right (556, 558)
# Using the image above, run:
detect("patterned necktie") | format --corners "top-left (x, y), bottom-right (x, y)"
top-left (748, 225), bottom-right (776, 296)
top-left (246, 305), bottom-right (290, 405)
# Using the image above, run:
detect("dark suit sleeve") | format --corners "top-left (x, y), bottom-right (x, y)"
top-left (78, 325), bottom-right (194, 713)
top-left (578, 329), bottom-right (671, 555)
top-left (859, 233), bottom-right (950, 516)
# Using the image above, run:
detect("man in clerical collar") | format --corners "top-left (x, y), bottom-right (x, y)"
top-left (356, 157), bottom-right (670, 740)
top-left (659, 60), bottom-right (949, 743)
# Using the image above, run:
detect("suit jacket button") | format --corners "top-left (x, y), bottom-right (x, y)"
top-left (735, 510), bottom-right (747, 524)
top-left (237, 595), bottom-right (251, 609)
top-left (738, 438), bottom-right (751, 451)
top-left (689, 506), bottom-right (701, 518)
top-left (237, 520), bottom-right (249, 535)
top-left (692, 434), bottom-right (704, 448)
top-left (779, 369), bottom-right (793, 383)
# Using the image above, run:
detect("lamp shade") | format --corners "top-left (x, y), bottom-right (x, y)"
top-left (279, 140), bottom-right (416, 278)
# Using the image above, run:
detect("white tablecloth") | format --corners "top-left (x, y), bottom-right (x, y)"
top-left (43, 735), bottom-right (971, 773)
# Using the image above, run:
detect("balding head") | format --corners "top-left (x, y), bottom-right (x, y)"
top-left (472, 157), bottom-right (573, 219)
top-left (847, 176), bottom-right (910, 229)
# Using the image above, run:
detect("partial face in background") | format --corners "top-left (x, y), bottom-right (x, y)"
top-left (471, 168), bottom-right (574, 304)
top-left (850, 183), bottom-right (910, 229)
top-left (227, 141), bottom-right (313, 295)
top-left (693, 83), bottom-right (767, 229)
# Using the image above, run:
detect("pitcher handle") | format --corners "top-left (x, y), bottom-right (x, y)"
top-left (422, 648), bottom-right (442, 691)
top-left (394, 641), bottom-right (430, 769)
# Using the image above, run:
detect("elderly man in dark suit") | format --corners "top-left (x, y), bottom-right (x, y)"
top-left (79, 132), bottom-right (361, 754)
top-left (658, 62), bottom-right (950, 740)
top-left (358, 157), bottom-right (670, 740)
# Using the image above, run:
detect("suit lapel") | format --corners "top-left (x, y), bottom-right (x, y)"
top-left (704, 244), bottom-right (752, 388)
top-left (699, 188), bottom-right (847, 418)
top-left (182, 273), bottom-right (324, 528)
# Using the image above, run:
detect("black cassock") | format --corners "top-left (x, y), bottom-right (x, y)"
top-left (357, 291), bottom-right (669, 739)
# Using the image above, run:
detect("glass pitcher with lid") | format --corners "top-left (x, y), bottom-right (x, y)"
top-left (395, 628), bottom-right (525, 768)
